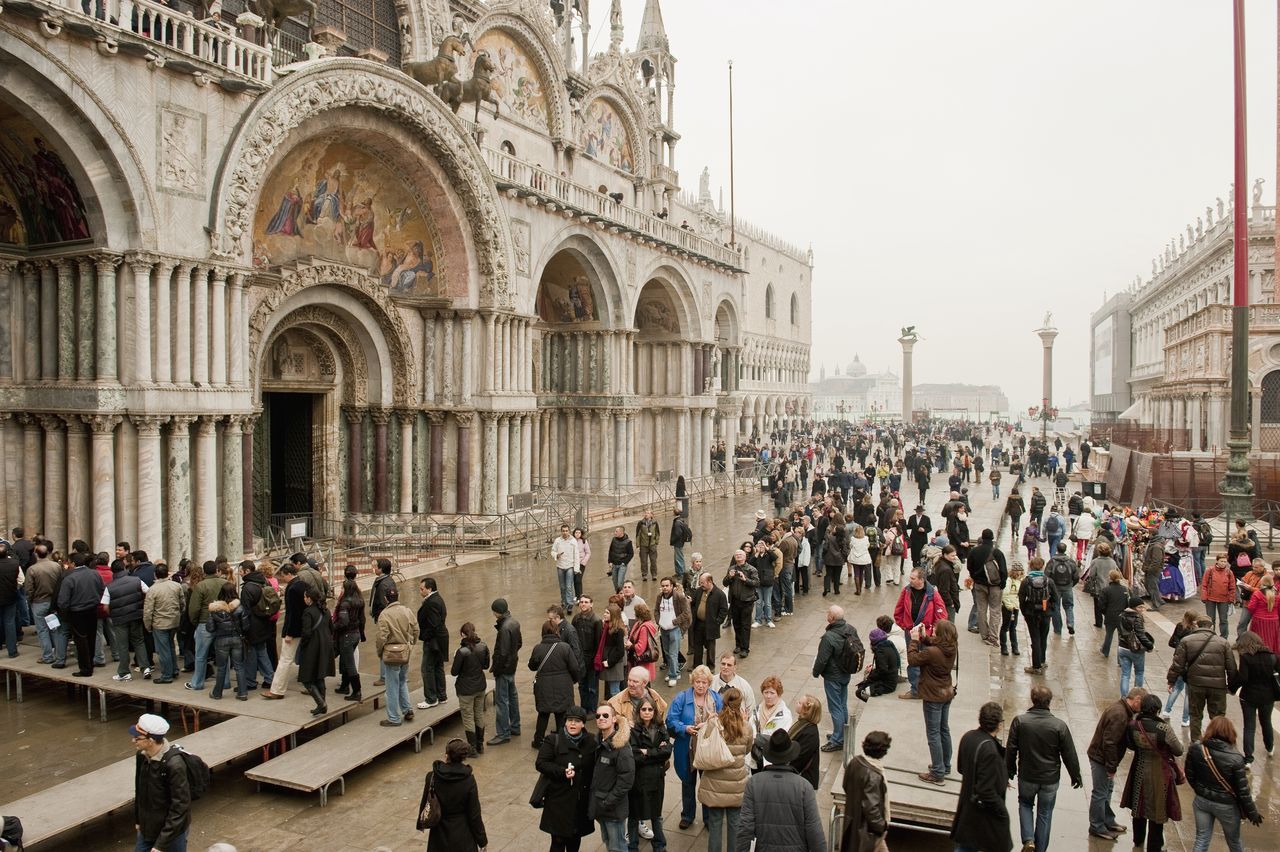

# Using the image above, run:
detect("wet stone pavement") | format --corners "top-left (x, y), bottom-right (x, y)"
top-left (1, 463), bottom-right (1276, 851)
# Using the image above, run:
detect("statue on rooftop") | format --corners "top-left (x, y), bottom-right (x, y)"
top-left (1042, 311), bottom-right (1053, 329)
top-left (1254, 177), bottom-right (1265, 204)
top-left (1217, 197), bottom-right (1225, 218)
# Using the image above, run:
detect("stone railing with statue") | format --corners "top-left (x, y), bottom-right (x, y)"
top-left (21, 0), bottom-right (274, 84)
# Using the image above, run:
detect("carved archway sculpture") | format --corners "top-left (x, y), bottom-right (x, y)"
top-left (209, 60), bottom-right (512, 307)
top-left (248, 260), bottom-right (416, 406)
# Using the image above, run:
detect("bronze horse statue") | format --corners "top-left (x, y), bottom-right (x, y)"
top-left (247, 0), bottom-right (315, 33)
top-left (402, 34), bottom-right (467, 89)
top-left (439, 51), bottom-right (501, 122)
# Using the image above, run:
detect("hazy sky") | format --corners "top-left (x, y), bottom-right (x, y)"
top-left (611, 0), bottom-right (1278, 411)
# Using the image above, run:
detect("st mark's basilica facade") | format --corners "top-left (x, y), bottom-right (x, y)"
top-left (0, 0), bottom-right (813, 559)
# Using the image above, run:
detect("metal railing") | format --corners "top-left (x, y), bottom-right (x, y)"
top-left (56, 0), bottom-right (272, 82)
top-left (482, 147), bottom-right (745, 270)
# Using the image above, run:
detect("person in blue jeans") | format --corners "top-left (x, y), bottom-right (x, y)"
top-left (1086, 689), bottom-right (1145, 841)
top-left (1005, 684), bottom-right (1083, 852)
top-left (1117, 598), bottom-right (1148, 699)
top-left (591, 705), bottom-right (635, 852)
top-left (908, 620), bottom-right (957, 784)
top-left (1186, 717), bottom-right (1263, 852)
top-left (813, 604), bottom-right (858, 752)
top-left (487, 597), bottom-right (523, 745)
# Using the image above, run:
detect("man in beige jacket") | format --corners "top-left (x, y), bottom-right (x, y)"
top-left (607, 666), bottom-right (669, 724)
top-left (375, 587), bottom-right (419, 727)
top-left (142, 563), bottom-right (184, 683)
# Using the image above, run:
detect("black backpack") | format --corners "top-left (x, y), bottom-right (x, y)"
top-left (1024, 574), bottom-right (1051, 611)
top-left (837, 626), bottom-right (865, 675)
top-left (164, 745), bottom-right (211, 800)
top-left (1049, 557), bottom-right (1073, 587)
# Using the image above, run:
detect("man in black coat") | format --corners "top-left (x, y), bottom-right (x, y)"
top-left (370, 559), bottom-right (396, 622)
top-left (951, 702), bottom-right (1013, 852)
top-left (488, 598), bottom-right (523, 746)
top-left (263, 563), bottom-right (305, 700)
top-left (417, 576), bottom-right (449, 709)
top-left (689, 571), bottom-right (727, 669)
top-left (905, 506), bottom-right (932, 568)
top-left (966, 529), bottom-right (1007, 646)
top-left (237, 560), bottom-right (277, 690)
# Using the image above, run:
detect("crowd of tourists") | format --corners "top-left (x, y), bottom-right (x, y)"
top-left (1, 419), bottom-right (1275, 852)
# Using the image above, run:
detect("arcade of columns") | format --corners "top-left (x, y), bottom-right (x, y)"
top-left (0, 252), bottom-right (733, 561)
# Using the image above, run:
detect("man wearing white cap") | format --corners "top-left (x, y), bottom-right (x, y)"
top-left (130, 713), bottom-right (192, 851)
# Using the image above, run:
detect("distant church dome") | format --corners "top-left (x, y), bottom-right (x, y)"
top-left (845, 354), bottom-right (867, 377)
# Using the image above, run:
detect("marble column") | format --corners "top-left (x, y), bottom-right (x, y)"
top-left (702, 410), bottom-right (714, 476)
top-left (398, 409), bottom-right (415, 514)
top-left (221, 416), bottom-right (244, 557)
top-left (127, 255), bottom-right (155, 384)
top-left (210, 268), bottom-right (227, 386)
top-left (502, 319), bottom-right (512, 391)
top-left (173, 264), bottom-right (193, 384)
top-left (39, 262), bottom-right (55, 380)
top-left (193, 416), bottom-right (218, 558)
top-left (191, 266), bottom-right (209, 386)
top-left (86, 415), bottom-right (121, 553)
top-left (228, 273), bottom-right (246, 386)
top-left (507, 414), bottom-right (522, 498)
top-left (345, 407), bottom-right (365, 513)
top-left (154, 261), bottom-right (174, 384)
top-left (241, 415), bottom-right (256, 551)
top-left (72, 260), bottom-right (94, 380)
top-left (1189, 396), bottom-right (1203, 452)
top-left (460, 311), bottom-right (474, 404)
top-left (441, 315), bottom-right (455, 404)
top-left (676, 408), bottom-right (689, 477)
top-left (371, 408), bottom-right (390, 514)
top-left (600, 409), bottom-right (614, 491)
top-left (496, 415), bottom-right (510, 511)
top-left (482, 313), bottom-right (496, 392)
top-left (55, 260), bottom-right (76, 381)
top-left (421, 310), bottom-right (437, 405)
top-left (455, 412), bottom-right (473, 513)
top-left (134, 416), bottom-right (166, 559)
top-left (94, 255), bottom-right (120, 382)
top-left (624, 412), bottom-right (636, 487)
top-left (520, 414), bottom-right (533, 493)
top-left (0, 262), bottom-right (13, 381)
top-left (651, 408), bottom-right (664, 477)
top-left (1251, 392), bottom-right (1263, 452)
top-left (481, 413), bottom-right (499, 514)
top-left (20, 263), bottom-right (38, 378)
top-left (565, 408), bottom-right (577, 489)
top-left (428, 411), bottom-right (445, 513)
top-left (550, 411), bottom-right (561, 488)
top-left (537, 411), bottom-right (550, 485)
top-left (613, 413), bottom-right (625, 492)
top-left (20, 416), bottom-right (42, 533)
top-left (688, 408), bottom-right (701, 480)
top-left (166, 416), bottom-right (195, 563)
top-left (40, 415), bottom-right (66, 549)
top-left (64, 416), bottom-right (89, 548)
top-left (580, 409), bottom-right (592, 490)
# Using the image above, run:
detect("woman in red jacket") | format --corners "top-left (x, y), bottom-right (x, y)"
top-left (893, 567), bottom-right (949, 699)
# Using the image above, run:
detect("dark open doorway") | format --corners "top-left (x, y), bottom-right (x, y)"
top-left (263, 391), bottom-right (316, 518)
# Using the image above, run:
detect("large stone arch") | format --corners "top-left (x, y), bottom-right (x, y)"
top-left (0, 32), bottom-right (157, 250)
top-left (634, 260), bottom-right (700, 339)
top-left (263, 312), bottom-right (366, 404)
top-left (530, 229), bottom-right (625, 328)
top-left (248, 261), bottom-right (417, 406)
top-left (469, 11), bottom-right (569, 138)
top-left (714, 297), bottom-right (741, 345)
top-left (577, 84), bottom-right (649, 178)
top-left (209, 60), bottom-right (512, 308)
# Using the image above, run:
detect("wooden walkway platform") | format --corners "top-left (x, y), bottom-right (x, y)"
top-left (9, 714), bottom-right (298, 849)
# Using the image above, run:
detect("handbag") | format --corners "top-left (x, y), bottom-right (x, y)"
top-left (1202, 745), bottom-right (1244, 816)
top-left (691, 718), bottom-right (735, 771)
top-left (529, 773), bottom-right (551, 808)
top-left (417, 771), bottom-right (442, 830)
top-left (1136, 721), bottom-right (1185, 785)
top-left (382, 642), bottom-right (411, 665)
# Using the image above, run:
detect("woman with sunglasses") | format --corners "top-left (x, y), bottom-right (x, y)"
top-left (628, 696), bottom-right (673, 850)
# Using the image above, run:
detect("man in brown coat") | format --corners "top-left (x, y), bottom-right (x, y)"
top-left (655, 576), bottom-right (690, 687)
top-left (1085, 688), bottom-right (1145, 840)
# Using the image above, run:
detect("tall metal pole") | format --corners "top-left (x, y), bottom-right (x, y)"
top-left (1220, 0), bottom-right (1255, 519)
top-left (728, 59), bottom-right (736, 248)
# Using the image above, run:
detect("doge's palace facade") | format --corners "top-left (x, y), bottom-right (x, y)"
top-left (0, 0), bottom-right (812, 559)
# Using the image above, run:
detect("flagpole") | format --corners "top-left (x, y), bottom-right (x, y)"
top-left (729, 59), bottom-right (736, 248)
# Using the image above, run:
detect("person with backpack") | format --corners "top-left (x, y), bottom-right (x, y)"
top-left (966, 529), bottom-right (1007, 647)
top-left (131, 713), bottom-right (199, 852)
top-left (1018, 557), bottom-right (1058, 676)
top-left (1116, 596), bottom-right (1152, 699)
top-left (205, 582), bottom-right (251, 700)
top-left (236, 560), bottom-right (279, 691)
top-left (1045, 542), bottom-right (1080, 637)
top-left (1191, 511), bottom-right (1213, 584)
top-left (1042, 507), bottom-right (1067, 559)
top-left (813, 605), bottom-right (863, 754)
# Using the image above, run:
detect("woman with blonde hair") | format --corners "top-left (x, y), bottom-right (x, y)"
top-left (666, 664), bottom-right (724, 829)
top-left (697, 687), bottom-right (753, 852)
top-left (788, 693), bottom-right (823, 789)
top-left (1245, 574), bottom-right (1280, 654)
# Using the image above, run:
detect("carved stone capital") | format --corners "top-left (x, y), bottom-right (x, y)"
top-left (125, 251), bottom-right (161, 272)
top-left (426, 410), bottom-right (447, 426)
top-left (84, 414), bottom-right (123, 434)
top-left (37, 414), bottom-right (65, 433)
top-left (132, 415), bottom-right (169, 436)
top-left (395, 407), bottom-right (419, 424)
top-left (479, 411), bottom-right (501, 424)
top-left (92, 253), bottom-right (122, 275)
top-left (168, 414), bottom-right (199, 433)
top-left (369, 408), bottom-right (392, 426)
top-left (453, 411), bottom-right (475, 428)
top-left (61, 414), bottom-right (87, 433)
top-left (16, 413), bottom-right (36, 428)
top-left (343, 406), bottom-right (367, 425)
